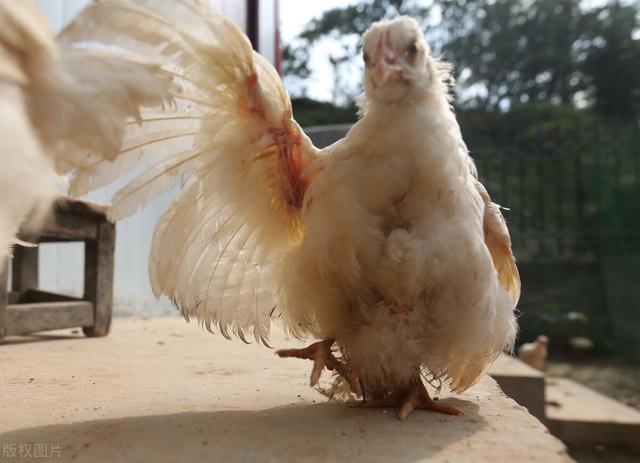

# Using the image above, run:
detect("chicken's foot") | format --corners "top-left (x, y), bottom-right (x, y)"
top-left (276, 339), bottom-right (362, 396)
top-left (361, 375), bottom-right (463, 421)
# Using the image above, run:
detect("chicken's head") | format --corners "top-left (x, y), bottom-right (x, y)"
top-left (536, 335), bottom-right (549, 346)
top-left (362, 16), bottom-right (442, 104)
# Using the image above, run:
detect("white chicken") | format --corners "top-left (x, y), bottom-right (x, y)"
top-left (61, 0), bottom-right (520, 420)
top-left (0, 0), bottom-right (172, 260)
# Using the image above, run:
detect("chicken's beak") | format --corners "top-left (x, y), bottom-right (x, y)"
top-left (372, 31), bottom-right (405, 87)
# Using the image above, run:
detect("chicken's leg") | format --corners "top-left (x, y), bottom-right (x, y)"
top-left (276, 339), bottom-right (362, 396)
top-left (362, 374), bottom-right (463, 420)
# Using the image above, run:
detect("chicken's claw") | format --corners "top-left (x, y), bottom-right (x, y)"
top-left (397, 386), bottom-right (463, 421)
top-left (361, 376), bottom-right (463, 421)
top-left (276, 339), bottom-right (362, 396)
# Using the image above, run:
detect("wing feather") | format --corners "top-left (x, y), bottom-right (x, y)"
top-left (475, 180), bottom-right (521, 303)
top-left (62, 0), bottom-right (319, 342)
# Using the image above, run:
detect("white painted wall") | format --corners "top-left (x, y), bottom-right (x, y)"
top-left (35, 0), bottom-right (89, 32)
top-left (259, 0), bottom-right (277, 66)
top-left (34, 0), bottom-right (278, 316)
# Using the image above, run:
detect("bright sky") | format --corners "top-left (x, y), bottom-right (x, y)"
top-left (280, 0), bottom-right (359, 102)
top-left (280, 0), bottom-right (359, 43)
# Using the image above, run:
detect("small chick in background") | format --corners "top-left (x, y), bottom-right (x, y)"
top-left (518, 335), bottom-right (549, 370)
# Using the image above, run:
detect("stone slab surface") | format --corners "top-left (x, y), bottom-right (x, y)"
top-left (0, 317), bottom-right (572, 462)
top-left (489, 354), bottom-right (545, 380)
top-left (546, 377), bottom-right (640, 448)
top-left (489, 354), bottom-right (546, 422)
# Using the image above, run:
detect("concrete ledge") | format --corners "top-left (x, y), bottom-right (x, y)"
top-left (489, 353), bottom-right (546, 422)
top-left (546, 377), bottom-right (640, 448)
top-left (0, 318), bottom-right (571, 462)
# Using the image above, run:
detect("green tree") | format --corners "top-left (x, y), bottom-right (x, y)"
top-left (441, 0), bottom-right (640, 114)
top-left (440, 0), bottom-right (585, 109)
top-left (580, 2), bottom-right (640, 117)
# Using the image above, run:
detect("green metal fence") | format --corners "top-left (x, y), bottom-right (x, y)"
top-left (468, 117), bottom-right (640, 260)
top-left (466, 115), bottom-right (640, 355)
top-left (305, 117), bottom-right (640, 355)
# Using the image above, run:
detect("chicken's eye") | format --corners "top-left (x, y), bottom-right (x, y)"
top-left (406, 42), bottom-right (419, 56)
top-left (363, 52), bottom-right (370, 65)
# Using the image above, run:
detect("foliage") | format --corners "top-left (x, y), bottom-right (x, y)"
top-left (536, 304), bottom-right (589, 327)
top-left (441, 0), bottom-right (585, 109)
top-left (457, 103), bottom-right (640, 258)
top-left (580, 1), bottom-right (640, 117)
top-left (442, 0), bottom-right (640, 115)
top-left (281, 43), bottom-right (311, 80)
top-left (291, 97), bottom-right (359, 127)
top-left (518, 302), bottom-right (590, 348)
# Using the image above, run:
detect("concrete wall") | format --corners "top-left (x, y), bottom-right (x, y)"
top-left (35, 0), bottom-right (89, 32)
top-left (304, 124), bottom-right (351, 148)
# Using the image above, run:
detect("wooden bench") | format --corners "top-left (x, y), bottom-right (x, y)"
top-left (0, 197), bottom-right (115, 340)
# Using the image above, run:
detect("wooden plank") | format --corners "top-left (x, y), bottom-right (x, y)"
top-left (5, 301), bottom-right (94, 336)
top-left (0, 259), bottom-right (8, 339)
top-left (8, 291), bottom-right (21, 304)
top-left (53, 196), bottom-right (109, 218)
top-left (11, 245), bottom-right (39, 292)
top-left (38, 211), bottom-right (98, 241)
top-left (19, 197), bottom-right (107, 243)
top-left (83, 220), bottom-right (115, 337)
top-left (22, 289), bottom-right (82, 303)
top-left (21, 289), bottom-right (82, 303)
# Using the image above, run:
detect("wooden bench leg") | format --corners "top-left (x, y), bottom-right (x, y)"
top-left (83, 221), bottom-right (115, 337)
top-left (11, 245), bottom-right (38, 293)
top-left (0, 258), bottom-right (8, 340)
